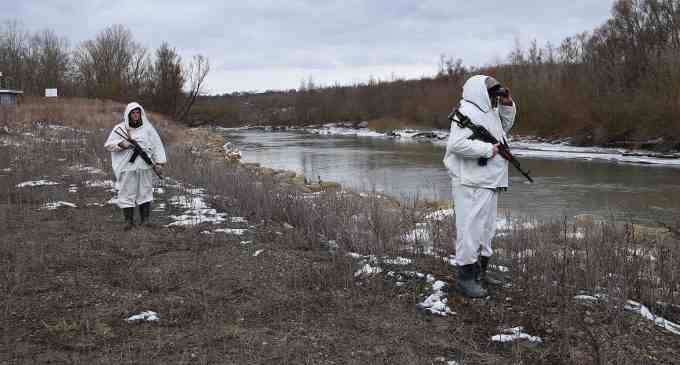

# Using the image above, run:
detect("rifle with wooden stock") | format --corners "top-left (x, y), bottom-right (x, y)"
top-left (448, 109), bottom-right (533, 183)
top-left (113, 127), bottom-right (163, 179)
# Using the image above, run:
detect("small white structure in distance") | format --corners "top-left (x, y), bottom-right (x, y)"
top-left (0, 72), bottom-right (23, 105)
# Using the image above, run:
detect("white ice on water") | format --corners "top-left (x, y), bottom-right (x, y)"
top-left (270, 125), bottom-right (680, 167)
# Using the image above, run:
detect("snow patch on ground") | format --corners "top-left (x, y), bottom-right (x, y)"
top-left (496, 217), bottom-right (536, 231)
top-left (625, 300), bottom-right (680, 336)
top-left (574, 294), bottom-right (680, 336)
top-left (42, 201), bottom-right (77, 210)
top-left (425, 209), bottom-right (453, 221)
top-left (169, 195), bottom-right (209, 210)
top-left (125, 311), bottom-right (159, 322)
top-left (85, 179), bottom-right (114, 189)
top-left (167, 211), bottom-right (227, 226)
top-left (69, 165), bottom-right (104, 175)
top-left (16, 179), bottom-right (59, 188)
top-left (416, 279), bottom-right (455, 316)
top-left (354, 263), bottom-right (383, 277)
top-left (401, 223), bottom-right (432, 244)
top-left (382, 256), bottom-right (413, 265)
top-left (348, 252), bottom-right (455, 316)
top-left (214, 228), bottom-right (247, 235)
top-left (166, 192), bottom-right (229, 226)
top-left (491, 326), bottom-right (543, 343)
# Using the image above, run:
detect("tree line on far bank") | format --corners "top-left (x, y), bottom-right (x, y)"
top-left (193, 0), bottom-right (680, 150)
top-left (0, 22), bottom-right (209, 121)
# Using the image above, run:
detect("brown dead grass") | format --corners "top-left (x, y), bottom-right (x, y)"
top-left (1, 99), bottom-right (679, 364)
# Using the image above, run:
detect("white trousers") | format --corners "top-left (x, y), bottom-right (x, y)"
top-left (116, 169), bottom-right (154, 208)
top-left (453, 184), bottom-right (498, 266)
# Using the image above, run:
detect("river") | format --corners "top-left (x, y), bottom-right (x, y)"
top-left (218, 128), bottom-right (680, 226)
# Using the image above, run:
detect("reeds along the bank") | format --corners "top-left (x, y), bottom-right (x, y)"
top-left (167, 139), bottom-right (679, 313)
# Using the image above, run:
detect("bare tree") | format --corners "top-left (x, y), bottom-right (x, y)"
top-left (0, 20), bottom-right (29, 90)
top-left (25, 29), bottom-right (70, 94)
top-left (150, 42), bottom-right (184, 117)
top-left (73, 25), bottom-right (139, 99)
top-left (177, 54), bottom-right (209, 122)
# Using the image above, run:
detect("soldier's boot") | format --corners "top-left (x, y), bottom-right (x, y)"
top-left (139, 202), bottom-right (151, 227)
top-left (123, 207), bottom-right (135, 231)
top-left (479, 255), bottom-right (504, 286)
top-left (457, 264), bottom-right (488, 298)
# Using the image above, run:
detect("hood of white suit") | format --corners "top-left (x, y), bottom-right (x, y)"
top-left (123, 102), bottom-right (149, 128)
top-left (461, 75), bottom-right (499, 113)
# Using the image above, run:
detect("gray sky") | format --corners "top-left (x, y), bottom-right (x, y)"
top-left (5, 0), bottom-right (615, 94)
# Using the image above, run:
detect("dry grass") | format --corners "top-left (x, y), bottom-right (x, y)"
top-left (1, 99), bottom-right (679, 364)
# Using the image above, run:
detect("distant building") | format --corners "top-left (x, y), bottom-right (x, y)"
top-left (0, 72), bottom-right (23, 105)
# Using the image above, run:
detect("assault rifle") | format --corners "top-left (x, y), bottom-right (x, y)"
top-left (448, 109), bottom-right (533, 183)
top-left (113, 127), bottom-right (163, 179)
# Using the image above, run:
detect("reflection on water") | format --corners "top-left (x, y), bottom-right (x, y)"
top-left (221, 129), bottom-right (680, 225)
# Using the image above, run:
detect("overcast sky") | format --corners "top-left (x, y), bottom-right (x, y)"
top-left (5, 0), bottom-right (616, 94)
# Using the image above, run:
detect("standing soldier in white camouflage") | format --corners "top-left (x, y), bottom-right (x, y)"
top-left (443, 75), bottom-right (517, 298)
top-left (105, 102), bottom-right (167, 230)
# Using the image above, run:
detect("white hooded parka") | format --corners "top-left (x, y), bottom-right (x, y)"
top-left (104, 102), bottom-right (167, 183)
top-left (443, 75), bottom-right (516, 189)
top-left (443, 75), bottom-right (517, 266)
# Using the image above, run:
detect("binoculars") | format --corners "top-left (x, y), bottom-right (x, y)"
top-left (489, 86), bottom-right (509, 98)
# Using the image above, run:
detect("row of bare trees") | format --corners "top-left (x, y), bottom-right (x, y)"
top-left (0, 21), bottom-right (209, 120)
top-left (194, 0), bottom-right (679, 149)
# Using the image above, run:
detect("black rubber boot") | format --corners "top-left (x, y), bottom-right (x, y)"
top-left (139, 202), bottom-right (151, 226)
top-left (480, 256), bottom-right (503, 286)
top-left (457, 264), bottom-right (488, 298)
top-left (123, 207), bottom-right (135, 231)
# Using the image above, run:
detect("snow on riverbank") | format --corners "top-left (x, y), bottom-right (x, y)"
top-left (219, 125), bottom-right (680, 167)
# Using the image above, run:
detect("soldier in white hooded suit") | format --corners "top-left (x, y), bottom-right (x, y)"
top-left (105, 102), bottom-right (167, 229)
top-left (443, 75), bottom-right (516, 298)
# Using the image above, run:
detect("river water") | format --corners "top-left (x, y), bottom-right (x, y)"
top-left (219, 128), bottom-right (680, 225)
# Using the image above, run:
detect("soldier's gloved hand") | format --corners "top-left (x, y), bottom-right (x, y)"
top-left (491, 144), bottom-right (500, 158)
top-left (500, 89), bottom-right (514, 106)
top-left (118, 141), bottom-right (132, 149)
